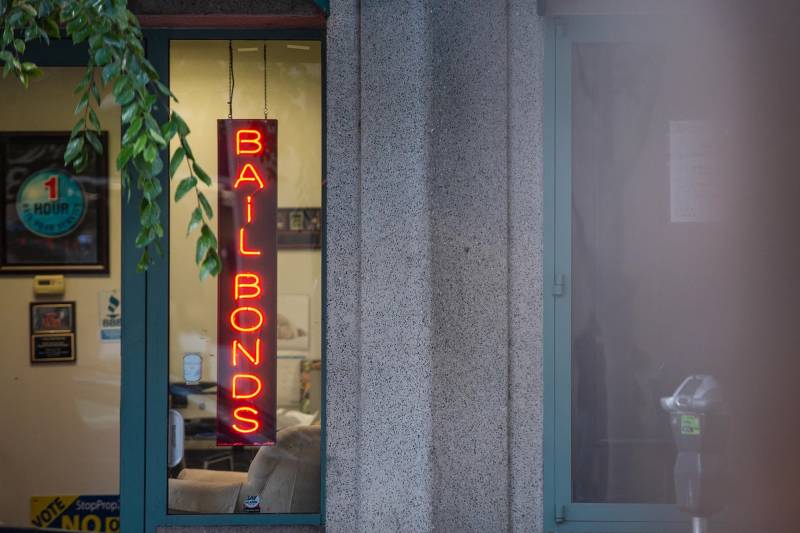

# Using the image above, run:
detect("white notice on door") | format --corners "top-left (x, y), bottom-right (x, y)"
top-left (669, 120), bottom-right (721, 223)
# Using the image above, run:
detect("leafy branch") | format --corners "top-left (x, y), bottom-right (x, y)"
top-left (0, 0), bottom-right (221, 279)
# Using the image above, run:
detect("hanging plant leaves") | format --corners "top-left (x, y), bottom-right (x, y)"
top-left (0, 0), bottom-right (220, 277)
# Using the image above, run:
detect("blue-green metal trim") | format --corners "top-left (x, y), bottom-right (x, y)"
top-left (144, 30), bottom-right (171, 533)
top-left (318, 32), bottom-right (328, 525)
top-left (552, 16), bottom-right (574, 525)
top-left (542, 16), bottom-right (558, 533)
top-left (547, 521), bottom-right (689, 533)
top-left (120, 93), bottom-right (149, 533)
top-left (563, 503), bottom-right (685, 523)
top-left (141, 28), bottom-right (326, 531)
top-left (161, 513), bottom-right (322, 526)
top-left (312, 0), bottom-right (329, 16)
top-left (114, 35), bottom-right (148, 532)
top-left (139, 28), bottom-right (323, 41)
top-left (545, 15), bottom-right (689, 531)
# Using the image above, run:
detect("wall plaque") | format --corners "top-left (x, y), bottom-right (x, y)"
top-left (30, 301), bottom-right (76, 363)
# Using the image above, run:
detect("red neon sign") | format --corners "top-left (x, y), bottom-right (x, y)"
top-left (217, 119), bottom-right (277, 446)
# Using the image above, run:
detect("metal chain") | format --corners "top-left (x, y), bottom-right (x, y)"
top-left (264, 41), bottom-right (274, 120)
top-left (227, 40), bottom-right (234, 119)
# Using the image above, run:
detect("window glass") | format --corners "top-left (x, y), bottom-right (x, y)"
top-left (569, 42), bottom-right (719, 503)
top-left (167, 40), bottom-right (322, 515)
top-left (0, 67), bottom-right (121, 528)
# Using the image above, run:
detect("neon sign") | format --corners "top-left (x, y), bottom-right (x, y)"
top-left (217, 119), bottom-right (277, 446)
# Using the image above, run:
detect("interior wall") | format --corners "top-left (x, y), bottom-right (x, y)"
top-left (0, 67), bottom-right (121, 527)
top-left (168, 40), bottom-right (322, 408)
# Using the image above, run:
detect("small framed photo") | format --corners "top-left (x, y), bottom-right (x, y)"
top-left (1, 132), bottom-right (109, 274)
top-left (30, 301), bottom-right (76, 363)
top-left (276, 207), bottom-right (322, 249)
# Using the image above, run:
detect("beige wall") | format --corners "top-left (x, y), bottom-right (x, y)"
top-left (168, 41), bottom-right (322, 406)
top-left (0, 68), bottom-right (121, 527)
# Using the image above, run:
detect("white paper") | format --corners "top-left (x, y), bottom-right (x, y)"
top-left (669, 120), bottom-right (721, 223)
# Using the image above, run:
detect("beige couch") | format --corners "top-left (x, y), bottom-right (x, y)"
top-left (168, 425), bottom-right (320, 514)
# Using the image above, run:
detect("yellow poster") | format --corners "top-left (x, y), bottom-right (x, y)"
top-left (31, 495), bottom-right (119, 532)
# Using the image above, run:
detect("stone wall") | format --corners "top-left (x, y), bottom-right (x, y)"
top-left (324, 1), bottom-right (545, 532)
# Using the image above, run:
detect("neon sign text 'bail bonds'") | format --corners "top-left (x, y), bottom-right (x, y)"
top-left (216, 119), bottom-right (277, 446)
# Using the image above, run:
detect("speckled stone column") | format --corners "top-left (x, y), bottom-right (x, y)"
top-left (324, 0), bottom-right (363, 530)
top-left (508, 1), bottom-right (546, 531)
top-left (325, 1), bottom-right (545, 532)
top-left (356, 0), bottom-right (435, 531)
top-left (426, 0), bottom-right (512, 530)
top-left (325, 0), bottom-right (435, 532)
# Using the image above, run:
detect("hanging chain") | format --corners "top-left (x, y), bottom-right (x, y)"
top-left (227, 40), bottom-right (235, 119)
top-left (264, 41), bottom-right (274, 120)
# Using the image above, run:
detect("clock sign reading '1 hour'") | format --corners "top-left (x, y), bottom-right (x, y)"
top-left (16, 169), bottom-right (87, 238)
top-left (216, 119), bottom-right (278, 447)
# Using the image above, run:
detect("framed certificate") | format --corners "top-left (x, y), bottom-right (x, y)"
top-left (276, 207), bottom-right (322, 249)
top-left (1, 132), bottom-right (109, 274)
top-left (30, 301), bottom-right (76, 363)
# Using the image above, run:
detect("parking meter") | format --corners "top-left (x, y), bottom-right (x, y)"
top-left (661, 375), bottom-right (728, 533)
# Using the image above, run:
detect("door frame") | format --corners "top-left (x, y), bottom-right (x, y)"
top-left (543, 15), bottom-right (689, 533)
top-left (121, 28), bottom-right (327, 531)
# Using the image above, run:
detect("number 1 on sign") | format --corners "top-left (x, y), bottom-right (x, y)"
top-left (44, 175), bottom-right (58, 201)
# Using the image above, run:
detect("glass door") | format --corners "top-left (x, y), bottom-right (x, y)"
top-left (547, 16), bottom-right (737, 531)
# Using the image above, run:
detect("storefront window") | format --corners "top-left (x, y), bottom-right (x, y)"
top-left (0, 66), bottom-right (121, 528)
top-left (166, 40), bottom-right (322, 515)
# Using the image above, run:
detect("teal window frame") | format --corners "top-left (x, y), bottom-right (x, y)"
top-left (312, 0), bottom-right (329, 14)
top-left (543, 16), bottom-right (688, 533)
top-left (121, 28), bottom-right (327, 532)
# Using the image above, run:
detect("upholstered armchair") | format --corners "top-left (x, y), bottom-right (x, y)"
top-left (168, 425), bottom-right (320, 514)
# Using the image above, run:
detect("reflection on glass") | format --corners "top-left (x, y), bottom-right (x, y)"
top-left (167, 40), bottom-right (322, 515)
top-left (570, 43), bottom-right (709, 504)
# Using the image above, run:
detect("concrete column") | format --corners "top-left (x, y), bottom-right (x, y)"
top-left (426, 1), bottom-right (511, 531)
top-left (325, 1), bottom-right (545, 531)
top-left (357, 0), bottom-right (434, 532)
top-left (326, 0), bottom-right (434, 532)
top-left (324, 0), bottom-right (363, 529)
top-left (508, 1), bottom-right (546, 531)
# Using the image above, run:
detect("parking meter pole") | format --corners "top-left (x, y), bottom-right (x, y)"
top-left (692, 516), bottom-right (708, 533)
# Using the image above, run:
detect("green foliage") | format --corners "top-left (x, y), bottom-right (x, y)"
top-left (0, 0), bottom-right (220, 278)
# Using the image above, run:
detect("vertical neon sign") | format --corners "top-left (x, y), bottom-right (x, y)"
top-left (217, 119), bottom-right (277, 446)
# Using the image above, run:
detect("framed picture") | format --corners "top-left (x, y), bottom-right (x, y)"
top-left (276, 207), bottom-right (322, 249)
top-left (30, 301), bottom-right (76, 363)
top-left (1, 132), bottom-right (109, 274)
